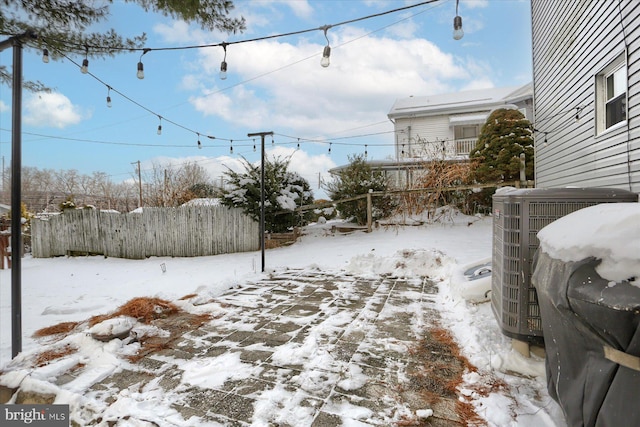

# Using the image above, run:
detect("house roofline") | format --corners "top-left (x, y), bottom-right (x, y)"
top-left (387, 83), bottom-right (532, 120)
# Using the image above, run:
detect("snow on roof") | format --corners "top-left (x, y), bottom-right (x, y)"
top-left (388, 83), bottom-right (532, 119)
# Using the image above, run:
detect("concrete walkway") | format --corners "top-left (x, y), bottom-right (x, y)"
top-left (6, 269), bottom-right (472, 426)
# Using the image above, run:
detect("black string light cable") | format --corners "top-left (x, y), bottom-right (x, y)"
top-left (21, 0), bottom-right (487, 155)
top-left (52, 52), bottom-right (400, 152)
top-left (58, 51), bottom-right (237, 146)
top-left (533, 102), bottom-right (592, 124)
top-left (274, 130), bottom-right (397, 147)
top-left (31, 0), bottom-right (446, 149)
top-left (162, 0), bottom-right (446, 111)
top-left (36, 0), bottom-right (442, 57)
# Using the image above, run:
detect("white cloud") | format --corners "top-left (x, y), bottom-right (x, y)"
top-left (285, 0), bottom-right (314, 19)
top-left (153, 21), bottom-right (198, 44)
top-left (384, 12), bottom-right (419, 39)
top-left (187, 27), bottom-right (483, 138)
top-left (266, 145), bottom-right (336, 189)
top-left (24, 92), bottom-right (86, 129)
top-left (462, 0), bottom-right (490, 9)
top-left (0, 100), bottom-right (8, 113)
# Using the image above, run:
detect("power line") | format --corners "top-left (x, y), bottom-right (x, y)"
top-left (0, 127), bottom-right (398, 148)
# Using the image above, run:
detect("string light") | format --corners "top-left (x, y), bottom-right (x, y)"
top-left (220, 42), bottom-right (228, 80)
top-left (297, 138), bottom-right (300, 149)
top-left (46, 0), bottom-right (441, 94)
top-left (365, 144), bottom-right (368, 158)
top-left (230, 140), bottom-right (234, 154)
top-left (157, 116), bottom-right (162, 135)
top-left (81, 46), bottom-right (89, 74)
top-left (320, 25), bottom-right (332, 68)
top-left (137, 48), bottom-right (150, 80)
top-left (253, 139), bottom-right (256, 152)
top-left (42, 48), bottom-right (49, 63)
top-left (106, 86), bottom-right (112, 108)
top-left (328, 142), bottom-right (332, 154)
top-left (197, 133), bottom-right (202, 149)
top-left (453, 0), bottom-right (464, 40)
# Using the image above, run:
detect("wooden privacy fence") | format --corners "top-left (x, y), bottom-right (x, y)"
top-left (31, 206), bottom-right (260, 259)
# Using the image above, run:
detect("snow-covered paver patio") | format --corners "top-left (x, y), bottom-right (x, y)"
top-left (0, 214), bottom-right (567, 426)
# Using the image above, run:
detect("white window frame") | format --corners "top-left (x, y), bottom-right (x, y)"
top-left (454, 125), bottom-right (480, 140)
top-left (596, 52), bottom-right (627, 135)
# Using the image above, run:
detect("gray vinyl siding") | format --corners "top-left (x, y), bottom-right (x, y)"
top-left (532, 0), bottom-right (640, 192)
top-left (393, 116), bottom-right (450, 159)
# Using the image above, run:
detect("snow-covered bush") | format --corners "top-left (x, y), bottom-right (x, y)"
top-left (220, 156), bottom-right (314, 233)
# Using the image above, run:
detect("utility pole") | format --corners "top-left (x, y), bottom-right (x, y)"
top-left (247, 131), bottom-right (273, 273)
top-left (132, 161), bottom-right (142, 207)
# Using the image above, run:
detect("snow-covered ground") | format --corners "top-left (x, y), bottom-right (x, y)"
top-left (0, 209), bottom-right (576, 426)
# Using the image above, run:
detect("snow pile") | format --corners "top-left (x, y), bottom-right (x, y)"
top-left (538, 203), bottom-right (640, 282)
top-left (346, 248), bottom-right (453, 280)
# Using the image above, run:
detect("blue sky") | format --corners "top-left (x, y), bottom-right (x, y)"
top-left (0, 0), bottom-right (532, 199)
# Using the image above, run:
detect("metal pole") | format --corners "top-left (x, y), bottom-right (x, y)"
top-left (247, 131), bottom-right (273, 273)
top-left (10, 37), bottom-right (23, 358)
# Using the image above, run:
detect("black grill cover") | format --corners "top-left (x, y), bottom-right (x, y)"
top-left (532, 251), bottom-right (640, 427)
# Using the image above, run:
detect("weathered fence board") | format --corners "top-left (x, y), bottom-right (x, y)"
top-left (31, 206), bottom-right (259, 259)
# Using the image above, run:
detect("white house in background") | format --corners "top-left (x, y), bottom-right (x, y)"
top-left (531, 0), bottom-right (639, 192)
top-left (377, 83), bottom-right (533, 187)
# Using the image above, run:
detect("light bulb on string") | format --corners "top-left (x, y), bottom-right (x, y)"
top-left (365, 145), bottom-right (368, 158)
top-left (106, 86), bottom-right (112, 108)
top-left (320, 25), bottom-right (332, 68)
top-left (271, 137), bottom-right (275, 146)
top-left (230, 140), bottom-right (234, 154)
top-left (297, 138), bottom-right (300, 150)
top-left (453, 0), bottom-right (464, 40)
top-left (197, 133), bottom-right (202, 149)
top-left (220, 42), bottom-right (228, 80)
top-left (80, 46), bottom-right (89, 74)
top-left (253, 139), bottom-right (256, 152)
top-left (42, 48), bottom-right (49, 63)
top-left (328, 142), bottom-right (332, 155)
top-left (137, 49), bottom-right (150, 80)
top-left (157, 116), bottom-right (162, 135)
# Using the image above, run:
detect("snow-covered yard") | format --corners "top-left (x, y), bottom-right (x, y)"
top-left (0, 211), bottom-right (570, 426)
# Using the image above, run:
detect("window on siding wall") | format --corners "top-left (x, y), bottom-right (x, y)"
top-left (596, 53), bottom-right (627, 133)
top-left (454, 125), bottom-right (480, 139)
